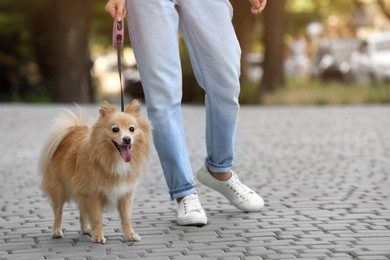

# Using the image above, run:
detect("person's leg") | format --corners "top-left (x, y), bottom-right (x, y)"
top-left (126, 0), bottom-right (196, 200)
top-left (178, 0), bottom-right (240, 173)
top-left (177, 0), bottom-right (264, 211)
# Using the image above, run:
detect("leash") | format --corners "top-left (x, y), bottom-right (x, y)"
top-left (113, 19), bottom-right (125, 112)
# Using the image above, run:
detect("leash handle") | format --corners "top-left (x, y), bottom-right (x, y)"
top-left (113, 19), bottom-right (125, 112)
top-left (113, 19), bottom-right (124, 50)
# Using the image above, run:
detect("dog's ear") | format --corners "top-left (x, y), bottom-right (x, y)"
top-left (125, 99), bottom-right (141, 115)
top-left (100, 100), bottom-right (116, 117)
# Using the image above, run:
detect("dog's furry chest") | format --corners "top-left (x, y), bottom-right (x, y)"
top-left (99, 181), bottom-right (136, 208)
top-left (93, 161), bottom-right (139, 209)
top-left (113, 161), bottom-right (133, 177)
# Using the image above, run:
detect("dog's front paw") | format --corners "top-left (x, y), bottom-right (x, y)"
top-left (52, 228), bottom-right (64, 239)
top-left (125, 232), bottom-right (141, 242)
top-left (91, 235), bottom-right (107, 244)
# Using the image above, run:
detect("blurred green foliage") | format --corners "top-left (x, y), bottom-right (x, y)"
top-left (0, 0), bottom-right (389, 104)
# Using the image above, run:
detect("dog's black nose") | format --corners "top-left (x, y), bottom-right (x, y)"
top-left (123, 136), bottom-right (131, 145)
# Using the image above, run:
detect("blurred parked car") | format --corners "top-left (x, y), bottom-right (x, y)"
top-left (350, 31), bottom-right (390, 84)
top-left (124, 66), bottom-right (144, 100)
top-left (311, 38), bottom-right (360, 83)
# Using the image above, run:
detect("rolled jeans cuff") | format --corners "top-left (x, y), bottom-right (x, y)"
top-left (169, 184), bottom-right (197, 201)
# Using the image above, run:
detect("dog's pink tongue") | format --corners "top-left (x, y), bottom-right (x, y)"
top-left (118, 146), bottom-right (131, 163)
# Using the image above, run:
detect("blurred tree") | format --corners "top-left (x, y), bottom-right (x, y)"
top-left (259, 0), bottom-right (286, 101)
top-left (377, 0), bottom-right (390, 20)
top-left (231, 0), bottom-right (256, 87)
top-left (0, 0), bottom-right (35, 100)
top-left (33, 0), bottom-right (95, 103)
top-left (287, 0), bottom-right (354, 22)
top-left (53, 0), bottom-right (94, 103)
top-left (0, 0), bottom-right (97, 103)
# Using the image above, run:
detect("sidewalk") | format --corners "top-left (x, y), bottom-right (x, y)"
top-left (0, 103), bottom-right (389, 260)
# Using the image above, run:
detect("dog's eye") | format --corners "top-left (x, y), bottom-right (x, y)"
top-left (112, 127), bottom-right (120, 133)
top-left (129, 126), bottom-right (135, 132)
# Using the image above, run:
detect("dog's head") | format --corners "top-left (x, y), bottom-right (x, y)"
top-left (93, 100), bottom-right (151, 165)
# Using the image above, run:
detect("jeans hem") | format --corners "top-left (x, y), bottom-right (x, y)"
top-left (169, 184), bottom-right (197, 201)
top-left (205, 160), bottom-right (232, 173)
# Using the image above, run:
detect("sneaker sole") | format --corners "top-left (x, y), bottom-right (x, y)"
top-left (177, 216), bottom-right (208, 226)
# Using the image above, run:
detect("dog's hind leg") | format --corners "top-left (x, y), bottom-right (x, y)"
top-left (51, 200), bottom-right (65, 238)
top-left (43, 175), bottom-right (67, 239)
top-left (79, 204), bottom-right (92, 236)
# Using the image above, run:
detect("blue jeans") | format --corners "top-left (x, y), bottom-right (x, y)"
top-left (126, 0), bottom-right (241, 200)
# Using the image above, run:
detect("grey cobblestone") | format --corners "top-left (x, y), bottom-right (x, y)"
top-left (1, 104), bottom-right (390, 259)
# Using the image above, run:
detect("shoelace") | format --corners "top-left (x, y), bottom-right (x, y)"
top-left (183, 195), bottom-right (202, 214)
top-left (226, 174), bottom-right (254, 201)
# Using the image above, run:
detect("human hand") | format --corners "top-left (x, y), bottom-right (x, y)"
top-left (105, 0), bottom-right (127, 21)
top-left (249, 0), bottom-right (267, 14)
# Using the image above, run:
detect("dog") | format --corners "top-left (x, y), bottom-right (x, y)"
top-left (38, 100), bottom-right (151, 244)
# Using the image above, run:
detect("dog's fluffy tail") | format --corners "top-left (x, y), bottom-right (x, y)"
top-left (38, 107), bottom-right (88, 175)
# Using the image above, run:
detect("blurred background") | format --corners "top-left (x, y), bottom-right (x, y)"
top-left (0, 0), bottom-right (389, 105)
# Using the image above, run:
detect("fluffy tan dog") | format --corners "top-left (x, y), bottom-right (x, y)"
top-left (38, 100), bottom-right (151, 244)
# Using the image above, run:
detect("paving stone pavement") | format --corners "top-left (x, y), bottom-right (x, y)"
top-left (0, 103), bottom-right (390, 260)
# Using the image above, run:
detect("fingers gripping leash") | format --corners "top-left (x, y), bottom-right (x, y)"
top-left (113, 19), bottom-right (125, 112)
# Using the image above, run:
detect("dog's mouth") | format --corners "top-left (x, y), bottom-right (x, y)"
top-left (112, 141), bottom-right (132, 163)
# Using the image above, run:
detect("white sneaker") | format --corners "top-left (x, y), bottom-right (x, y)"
top-left (197, 165), bottom-right (264, 212)
top-left (177, 194), bottom-right (208, 226)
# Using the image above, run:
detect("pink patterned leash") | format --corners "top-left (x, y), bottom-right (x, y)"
top-left (113, 19), bottom-right (125, 112)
